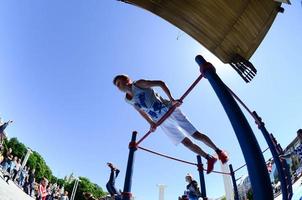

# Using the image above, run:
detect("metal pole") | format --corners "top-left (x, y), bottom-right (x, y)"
top-left (122, 131), bottom-right (137, 200)
top-left (70, 179), bottom-right (76, 200)
top-left (283, 160), bottom-right (293, 199)
top-left (197, 156), bottom-right (207, 200)
top-left (195, 55), bottom-right (273, 200)
top-left (21, 148), bottom-right (32, 169)
top-left (229, 164), bottom-right (239, 200)
top-left (252, 111), bottom-right (291, 200)
top-left (70, 178), bottom-right (79, 200)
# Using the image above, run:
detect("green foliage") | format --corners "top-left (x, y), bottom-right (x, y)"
top-left (6, 137), bottom-right (27, 159)
top-left (3, 137), bottom-right (106, 199)
top-left (27, 151), bottom-right (53, 182)
top-left (50, 175), bottom-right (58, 184)
top-left (65, 177), bottom-right (106, 200)
top-left (221, 196), bottom-right (226, 200)
top-left (4, 138), bottom-right (53, 183)
top-left (57, 178), bottom-right (66, 188)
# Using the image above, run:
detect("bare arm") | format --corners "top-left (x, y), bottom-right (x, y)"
top-left (135, 79), bottom-right (175, 101)
top-left (137, 108), bottom-right (155, 125)
top-left (136, 108), bottom-right (157, 132)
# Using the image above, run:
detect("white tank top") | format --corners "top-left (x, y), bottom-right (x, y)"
top-left (125, 82), bottom-right (171, 121)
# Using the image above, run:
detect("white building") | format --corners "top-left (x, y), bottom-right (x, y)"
top-left (237, 175), bottom-right (251, 200)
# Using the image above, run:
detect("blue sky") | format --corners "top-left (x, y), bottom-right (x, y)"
top-left (0, 1), bottom-right (301, 199)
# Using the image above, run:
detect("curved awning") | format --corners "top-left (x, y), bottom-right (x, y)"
top-left (120, 0), bottom-right (283, 82)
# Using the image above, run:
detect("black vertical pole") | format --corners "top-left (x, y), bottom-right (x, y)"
top-left (122, 131), bottom-right (137, 200)
top-left (229, 164), bottom-right (239, 200)
top-left (197, 155), bottom-right (207, 200)
top-left (195, 55), bottom-right (273, 200)
top-left (252, 111), bottom-right (291, 200)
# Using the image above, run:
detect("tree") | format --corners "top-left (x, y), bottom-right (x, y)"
top-left (5, 137), bottom-right (27, 159)
top-left (65, 177), bottom-right (106, 200)
top-left (2, 137), bottom-right (106, 198)
top-left (50, 175), bottom-right (58, 184)
top-left (56, 178), bottom-right (66, 188)
top-left (27, 151), bottom-right (53, 182)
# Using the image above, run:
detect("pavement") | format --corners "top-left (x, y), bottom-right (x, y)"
top-left (275, 176), bottom-right (302, 200)
top-left (0, 172), bottom-right (34, 200)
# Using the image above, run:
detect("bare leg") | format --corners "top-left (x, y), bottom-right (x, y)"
top-left (192, 131), bottom-right (229, 164)
top-left (192, 131), bottom-right (219, 151)
top-left (181, 137), bottom-right (208, 158)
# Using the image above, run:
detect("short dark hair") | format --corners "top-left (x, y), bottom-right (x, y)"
top-left (113, 74), bottom-right (129, 85)
top-left (297, 129), bottom-right (302, 134)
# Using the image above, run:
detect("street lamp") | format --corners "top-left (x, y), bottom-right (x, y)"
top-left (70, 177), bottom-right (80, 200)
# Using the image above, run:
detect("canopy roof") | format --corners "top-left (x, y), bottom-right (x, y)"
top-left (120, 0), bottom-right (281, 64)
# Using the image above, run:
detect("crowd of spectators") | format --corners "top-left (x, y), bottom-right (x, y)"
top-left (0, 147), bottom-right (69, 200)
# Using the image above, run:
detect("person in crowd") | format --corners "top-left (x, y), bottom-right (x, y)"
top-left (280, 129), bottom-right (302, 160)
top-left (18, 166), bottom-right (27, 187)
top-left (83, 192), bottom-right (97, 200)
top-left (12, 157), bottom-right (21, 182)
top-left (60, 191), bottom-right (69, 200)
top-left (0, 120), bottom-right (13, 146)
top-left (3, 155), bottom-right (17, 183)
top-left (113, 74), bottom-right (228, 173)
top-left (0, 119), bottom-right (13, 162)
top-left (1, 147), bottom-right (13, 171)
top-left (184, 173), bottom-right (202, 200)
top-left (46, 183), bottom-right (53, 200)
top-left (28, 168), bottom-right (36, 196)
top-left (53, 187), bottom-right (62, 200)
top-left (106, 162), bottom-right (121, 198)
top-left (23, 168), bottom-right (30, 193)
top-left (178, 195), bottom-right (189, 200)
top-left (38, 177), bottom-right (49, 200)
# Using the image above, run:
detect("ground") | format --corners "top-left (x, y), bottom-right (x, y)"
top-left (275, 176), bottom-right (302, 200)
top-left (0, 172), bottom-right (33, 200)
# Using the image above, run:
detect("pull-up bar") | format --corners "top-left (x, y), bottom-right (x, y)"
top-left (122, 55), bottom-right (277, 200)
top-left (137, 145), bottom-right (230, 175)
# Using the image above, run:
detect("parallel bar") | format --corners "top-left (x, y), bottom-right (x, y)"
top-left (122, 131), bottom-right (137, 200)
top-left (253, 111), bottom-right (291, 200)
top-left (197, 156), bottom-right (207, 200)
top-left (229, 164), bottom-right (239, 200)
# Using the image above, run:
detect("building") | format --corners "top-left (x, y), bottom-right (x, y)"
top-left (237, 175), bottom-right (251, 200)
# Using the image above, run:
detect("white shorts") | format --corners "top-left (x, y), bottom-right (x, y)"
top-left (160, 108), bottom-right (197, 145)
